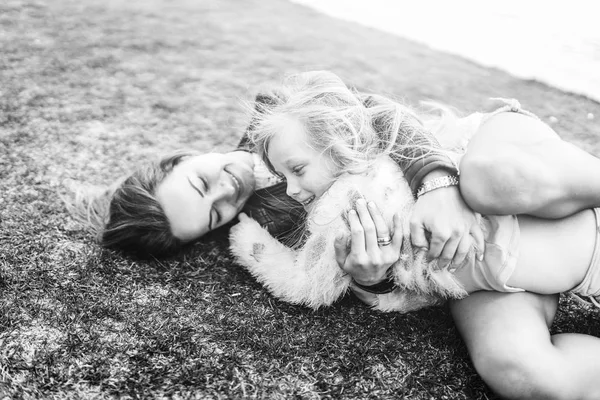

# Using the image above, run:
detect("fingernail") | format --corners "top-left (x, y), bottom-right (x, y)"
top-left (357, 198), bottom-right (366, 206)
top-left (368, 201), bottom-right (376, 208)
top-left (478, 253), bottom-right (484, 261)
top-left (349, 209), bottom-right (357, 216)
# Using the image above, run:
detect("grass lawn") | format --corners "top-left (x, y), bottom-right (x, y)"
top-left (1, 0), bottom-right (600, 398)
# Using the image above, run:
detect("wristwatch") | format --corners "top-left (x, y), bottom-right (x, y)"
top-left (416, 175), bottom-right (459, 198)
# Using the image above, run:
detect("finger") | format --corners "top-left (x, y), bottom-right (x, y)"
top-left (348, 210), bottom-right (366, 254)
top-left (354, 199), bottom-right (378, 252)
top-left (470, 222), bottom-right (485, 261)
top-left (367, 201), bottom-right (390, 238)
top-left (438, 242), bottom-right (459, 269)
top-left (450, 234), bottom-right (472, 269)
top-left (427, 232), bottom-right (450, 265)
top-left (391, 213), bottom-right (404, 252)
top-left (430, 228), bottom-right (461, 268)
top-left (334, 233), bottom-right (350, 269)
top-left (409, 219), bottom-right (429, 252)
top-left (379, 214), bottom-right (404, 267)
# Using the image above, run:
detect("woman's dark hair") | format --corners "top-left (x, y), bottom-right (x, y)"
top-left (66, 151), bottom-right (199, 257)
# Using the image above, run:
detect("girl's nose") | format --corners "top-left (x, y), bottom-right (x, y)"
top-left (285, 179), bottom-right (301, 198)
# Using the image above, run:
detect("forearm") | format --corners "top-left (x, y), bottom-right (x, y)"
top-left (362, 94), bottom-right (457, 193)
top-left (388, 119), bottom-right (457, 193)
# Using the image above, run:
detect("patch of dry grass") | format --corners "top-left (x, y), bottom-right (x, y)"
top-left (1, 0), bottom-right (600, 398)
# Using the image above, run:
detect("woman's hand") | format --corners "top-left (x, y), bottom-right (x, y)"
top-left (410, 183), bottom-right (484, 269)
top-left (334, 199), bottom-right (403, 286)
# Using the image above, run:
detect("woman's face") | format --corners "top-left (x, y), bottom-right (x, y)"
top-left (156, 151), bottom-right (256, 241)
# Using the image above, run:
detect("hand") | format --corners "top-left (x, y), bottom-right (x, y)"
top-left (410, 185), bottom-right (484, 269)
top-left (334, 199), bottom-right (403, 286)
top-left (237, 212), bottom-right (250, 222)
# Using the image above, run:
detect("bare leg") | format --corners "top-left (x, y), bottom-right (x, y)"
top-left (460, 112), bottom-right (600, 218)
top-left (451, 291), bottom-right (600, 400)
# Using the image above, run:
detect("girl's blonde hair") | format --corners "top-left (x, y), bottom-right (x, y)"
top-left (64, 151), bottom-right (199, 257)
top-left (247, 70), bottom-right (440, 177)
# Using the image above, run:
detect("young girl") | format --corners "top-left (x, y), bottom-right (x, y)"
top-left (245, 70), bottom-right (600, 308)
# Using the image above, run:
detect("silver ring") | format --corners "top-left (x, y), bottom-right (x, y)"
top-left (377, 235), bottom-right (392, 246)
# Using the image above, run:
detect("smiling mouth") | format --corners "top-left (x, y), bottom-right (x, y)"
top-left (300, 196), bottom-right (315, 208)
top-left (225, 169), bottom-right (241, 200)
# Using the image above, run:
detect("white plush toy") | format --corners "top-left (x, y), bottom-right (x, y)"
top-left (229, 112), bottom-right (483, 312)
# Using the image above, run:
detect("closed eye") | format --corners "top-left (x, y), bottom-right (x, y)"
top-left (187, 176), bottom-right (205, 198)
top-left (199, 176), bottom-right (209, 192)
top-left (212, 207), bottom-right (221, 228)
top-left (292, 165), bottom-right (305, 176)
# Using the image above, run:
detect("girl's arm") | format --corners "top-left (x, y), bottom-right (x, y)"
top-left (333, 199), bottom-right (443, 313)
top-left (364, 95), bottom-right (484, 268)
top-left (363, 94), bottom-right (457, 192)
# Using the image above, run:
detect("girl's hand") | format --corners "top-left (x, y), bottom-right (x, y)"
top-left (410, 185), bottom-right (484, 269)
top-left (334, 199), bottom-right (403, 286)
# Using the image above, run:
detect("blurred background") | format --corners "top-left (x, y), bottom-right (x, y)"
top-left (294, 0), bottom-right (600, 104)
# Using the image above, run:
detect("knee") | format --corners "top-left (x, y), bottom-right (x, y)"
top-left (459, 152), bottom-right (516, 214)
top-left (459, 151), bottom-right (547, 215)
top-left (472, 349), bottom-right (570, 400)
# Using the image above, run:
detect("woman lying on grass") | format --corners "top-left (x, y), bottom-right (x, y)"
top-left (72, 70), bottom-right (600, 399)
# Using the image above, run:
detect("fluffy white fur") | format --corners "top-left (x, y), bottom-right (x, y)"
top-left (229, 112), bottom-right (482, 312)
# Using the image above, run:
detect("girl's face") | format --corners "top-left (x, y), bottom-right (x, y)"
top-left (267, 116), bottom-right (338, 211)
top-left (156, 151), bottom-right (256, 241)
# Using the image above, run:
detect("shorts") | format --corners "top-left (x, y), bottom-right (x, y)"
top-left (456, 207), bottom-right (600, 307)
top-left (569, 208), bottom-right (600, 308)
top-left (453, 214), bottom-right (524, 294)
